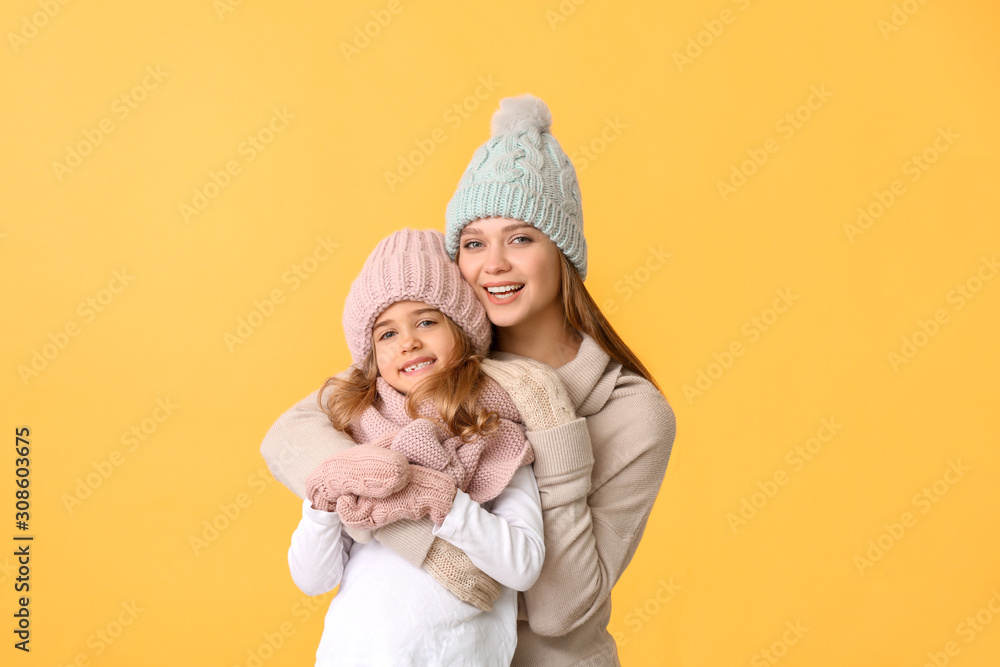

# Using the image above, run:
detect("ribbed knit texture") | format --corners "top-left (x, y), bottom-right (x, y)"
top-left (342, 228), bottom-right (491, 364)
top-left (350, 377), bottom-right (533, 503)
top-left (423, 534), bottom-right (503, 611)
top-left (445, 95), bottom-right (588, 280)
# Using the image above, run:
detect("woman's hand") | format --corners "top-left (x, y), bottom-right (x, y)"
top-left (304, 444), bottom-right (411, 512)
top-left (422, 538), bottom-right (501, 611)
top-left (480, 358), bottom-right (576, 431)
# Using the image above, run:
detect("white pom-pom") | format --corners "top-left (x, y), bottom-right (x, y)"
top-left (490, 94), bottom-right (552, 136)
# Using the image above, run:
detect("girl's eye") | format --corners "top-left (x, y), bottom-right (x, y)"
top-left (377, 330), bottom-right (395, 340)
top-left (417, 319), bottom-right (436, 328)
top-left (462, 240), bottom-right (484, 250)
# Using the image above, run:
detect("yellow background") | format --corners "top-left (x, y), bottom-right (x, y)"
top-left (3, 0), bottom-right (999, 665)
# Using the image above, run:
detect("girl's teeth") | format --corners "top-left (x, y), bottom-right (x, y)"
top-left (404, 360), bottom-right (432, 372)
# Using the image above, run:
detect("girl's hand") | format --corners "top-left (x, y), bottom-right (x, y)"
top-left (480, 358), bottom-right (576, 431)
top-left (335, 466), bottom-right (458, 528)
top-left (305, 444), bottom-right (411, 512)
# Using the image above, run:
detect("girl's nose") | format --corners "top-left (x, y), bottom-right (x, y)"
top-left (398, 328), bottom-right (421, 351)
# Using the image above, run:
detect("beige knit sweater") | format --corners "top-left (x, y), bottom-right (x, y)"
top-left (260, 334), bottom-right (676, 666)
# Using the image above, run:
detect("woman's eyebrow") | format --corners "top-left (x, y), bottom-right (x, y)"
top-left (461, 222), bottom-right (534, 236)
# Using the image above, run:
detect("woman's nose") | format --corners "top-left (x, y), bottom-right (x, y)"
top-left (484, 244), bottom-right (511, 273)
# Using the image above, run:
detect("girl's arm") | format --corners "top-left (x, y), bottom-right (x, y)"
top-left (260, 377), bottom-right (436, 565)
top-left (432, 465), bottom-right (544, 592)
top-left (262, 376), bottom-right (503, 609)
top-left (287, 499), bottom-right (353, 596)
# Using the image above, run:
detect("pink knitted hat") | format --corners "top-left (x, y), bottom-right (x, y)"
top-left (343, 228), bottom-right (491, 364)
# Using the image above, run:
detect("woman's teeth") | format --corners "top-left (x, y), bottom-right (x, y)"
top-left (486, 284), bottom-right (524, 299)
top-left (403, 360), bottom-right (433, 373)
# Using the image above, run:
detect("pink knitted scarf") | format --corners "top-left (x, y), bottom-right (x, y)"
top-left (349, 376), bottom-right (533, 503)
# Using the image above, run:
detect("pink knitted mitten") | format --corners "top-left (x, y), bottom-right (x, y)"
top-left (305, 444), bottom-right (411, 512)
top-left (335, 465), bottom-right (458, 529)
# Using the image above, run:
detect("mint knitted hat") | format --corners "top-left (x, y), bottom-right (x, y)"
top-left (445, 94), bottom-right (587, 280)
top-left (343, 228), bottom-right (491, 364)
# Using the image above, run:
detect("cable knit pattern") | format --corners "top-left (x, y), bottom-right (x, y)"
top-left (342, 228), bottom-right (491, 364)
top-left (335, 465), bottom-right (458, 528)
top-left (304, 443), bottom-right (411, 513)
top-left (349, 377), bottom-right (532, 503)
top-left (445, 94), bottom-right (587, 279)
top-left (479, 358), bottom-right (576, 432)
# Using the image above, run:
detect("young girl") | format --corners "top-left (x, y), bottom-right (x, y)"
top-left (287, 228), bottom-right (545, 666)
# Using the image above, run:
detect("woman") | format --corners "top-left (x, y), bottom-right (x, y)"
top-left (261, 94), bottom-right (676, 666)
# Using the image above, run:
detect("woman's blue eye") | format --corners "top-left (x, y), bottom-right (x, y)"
top-left (463, 240), bottom-right (483, 249)
top-left (512, 235), bottom-right (531, 244)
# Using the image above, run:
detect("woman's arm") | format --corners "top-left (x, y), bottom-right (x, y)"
top-left (522, 380), bottom-right (675, 636)
top-left (287, 499), bottom-right (353, 596)
top-left (260, 379), bottom-right (360, 500)
top-left (432, 465), bottom-right (545, 592)
top-left (481, 358), bottom-right (676, 636)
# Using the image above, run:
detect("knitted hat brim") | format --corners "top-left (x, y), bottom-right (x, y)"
top-left (445, 181), bottom-right (587, 280)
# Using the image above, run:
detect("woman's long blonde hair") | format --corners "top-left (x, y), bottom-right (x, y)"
top-left (319, 314), bottom-right (499, 441)
top-left (557, 251), bottom-right (662, 392)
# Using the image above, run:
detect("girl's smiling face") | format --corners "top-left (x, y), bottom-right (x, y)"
top-left (456, 218), bottom-right (563, 330)
top-left (372, 300), bottom-right (457, 395)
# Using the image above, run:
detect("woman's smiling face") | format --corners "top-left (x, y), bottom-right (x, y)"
top-left (456, 218), bottom-right (563, 330)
